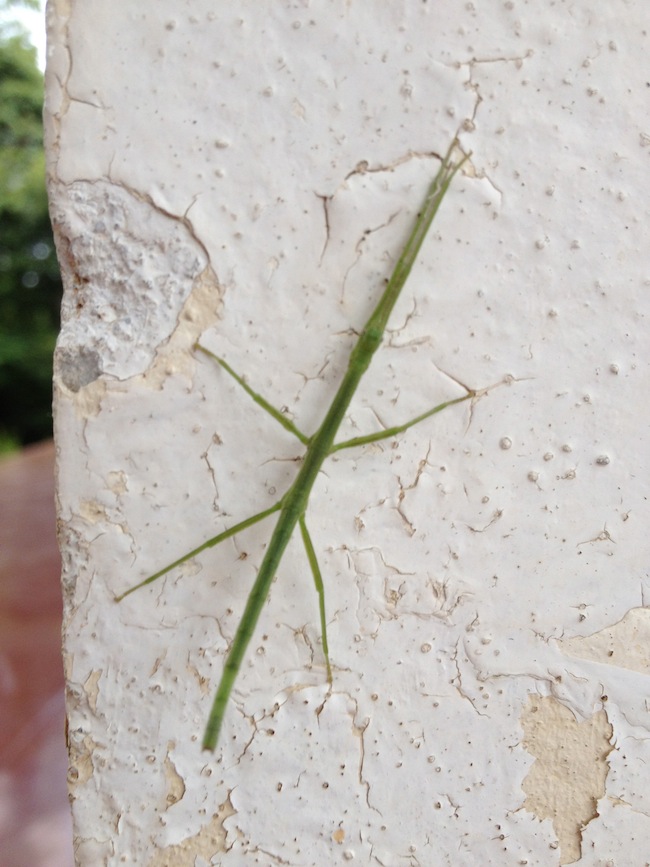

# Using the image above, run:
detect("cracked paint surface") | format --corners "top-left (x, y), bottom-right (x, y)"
top-left (46, 1), bottom-right (650, 864)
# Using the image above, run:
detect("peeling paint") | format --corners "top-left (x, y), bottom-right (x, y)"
top-left (66, 731), bottom-right (96, 789)
top-left (521, 695), bottom-right (614, 864)
top-left (148, 797), bottom-right (235, 867)
top-left (50, 180), bottom-right (209, 382)
top-left (558, 607), bottom-right (650, 676)
top-left (163, 742), bottom-right (186, 809)
top-left (82, 669), bottom-right (102, 714)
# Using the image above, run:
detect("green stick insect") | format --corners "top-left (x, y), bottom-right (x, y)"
top-left (117, 139), bottom-right (490, 751)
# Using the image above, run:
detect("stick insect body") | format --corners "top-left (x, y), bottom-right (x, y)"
top-left (117, 140), bottom-right (481, 751)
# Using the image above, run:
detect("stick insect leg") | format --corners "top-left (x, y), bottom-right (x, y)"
top-left (115, 500), bottom-right (283, 601)
top-left (195, 343), bottom-right (310, 446)
top-left (330, 391), bottom-right (475, 453)
top-left (298, 514), bottom-right (332, 684)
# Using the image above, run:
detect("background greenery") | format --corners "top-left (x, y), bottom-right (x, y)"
top-left (0, 0), bottom-right (62, 451)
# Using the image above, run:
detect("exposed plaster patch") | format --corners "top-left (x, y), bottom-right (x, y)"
top-left (82, 669), bottom-right (102, 714)
top-left (55, 263), bottom-right (222, 423)
top-left (521, 694), bottom-right (613, 864)
top-left (163, 742), bottom-right (186, 809)
top-left (558, 607), bottom-right (650, 676)
top-left (143, 264), bottom-right (222, 388)
top-left (56, 346), bottom-right (102, 392)
top-left (77, 499), bottom-right (111, 526)
top-left (66, 731), bottom-right (96, 788)
top-left (106, 470), bottom-right (128, 495)
top-left (50, 180), bottom-right (210, 383)
top-left (147, 796), bottom-right (235, 867)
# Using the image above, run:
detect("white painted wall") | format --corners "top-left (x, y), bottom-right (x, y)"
top-left (46, 2), bottom-right (650, 864)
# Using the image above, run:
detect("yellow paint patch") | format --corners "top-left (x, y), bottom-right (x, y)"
top-left (148, 795), bottom-right (235, 867)
top-left (67, 733), bottom-right (97, 788)
top-left (558, 607), bottom-right (650, 675)
top-left (163, 742), bottom-right (186, 809)
top-left (521, 695), bottom-right (613, 864)
top-left (83, 669), bottom-right (102, 713)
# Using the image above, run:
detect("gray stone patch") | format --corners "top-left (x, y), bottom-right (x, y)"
top-left (51, 180), bottom-right (207, 381)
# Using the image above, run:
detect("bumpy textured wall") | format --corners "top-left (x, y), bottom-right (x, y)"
top-left (46, 3), bottom-right (650, 864)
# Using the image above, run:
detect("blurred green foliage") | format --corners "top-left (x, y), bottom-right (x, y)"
top-left (0, 19), bottom-right (62, 450)
top-left (0, 1), bottom-right (39, 11)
